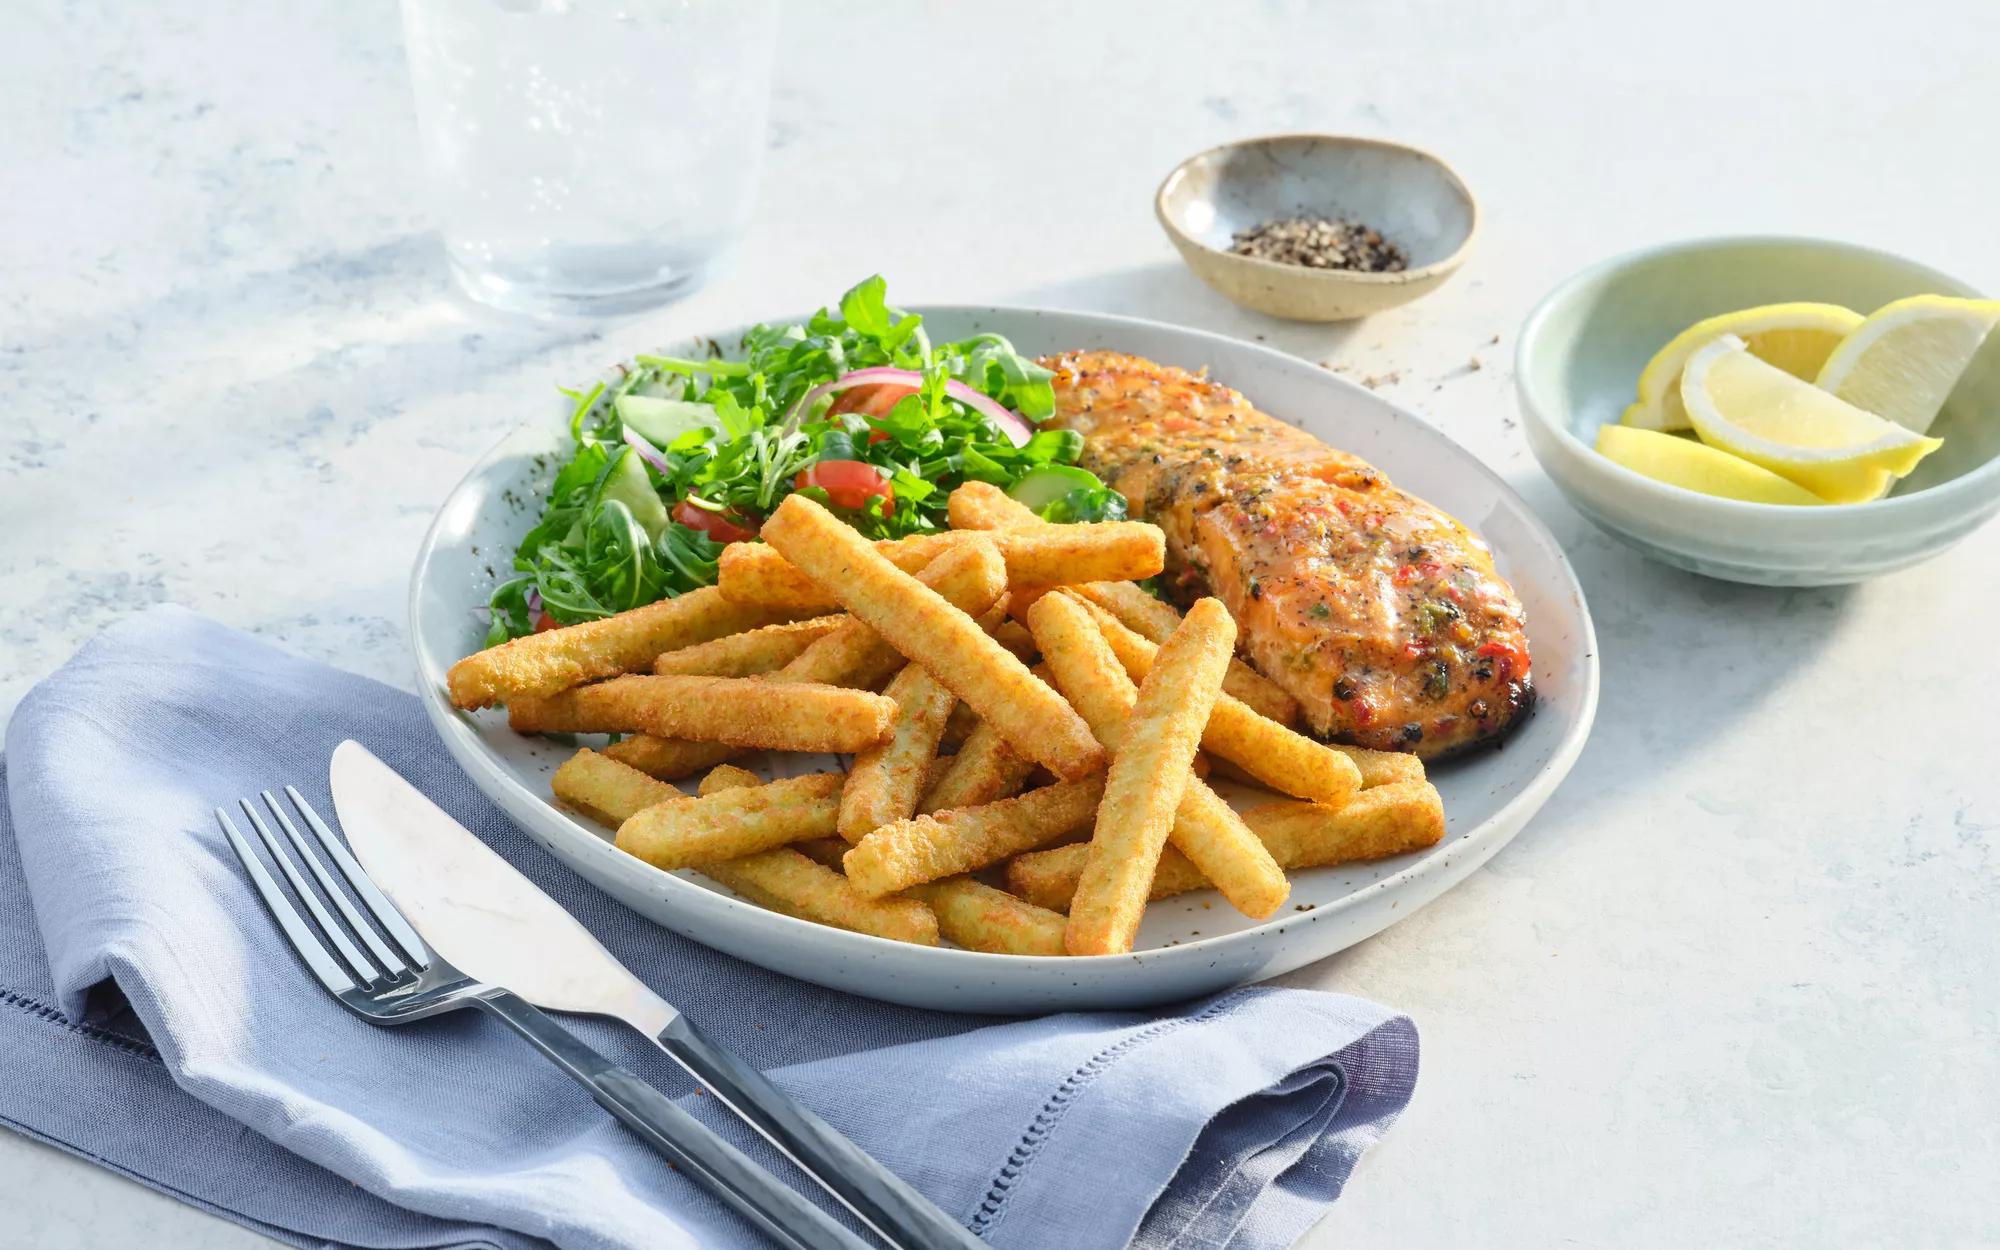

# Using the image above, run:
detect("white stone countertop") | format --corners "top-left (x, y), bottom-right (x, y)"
top-left (3, 1), bottom-right (1996, 1246)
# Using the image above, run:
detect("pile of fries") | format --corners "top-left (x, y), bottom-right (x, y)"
top-left (448, 484), bottom-right (1445, 957)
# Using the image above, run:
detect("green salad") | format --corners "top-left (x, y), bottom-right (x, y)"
top-left (487, 277), bottom-right (1125, 643)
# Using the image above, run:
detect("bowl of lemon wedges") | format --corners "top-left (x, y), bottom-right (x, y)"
top-left (1517, 236), bottom-right (2000, 585)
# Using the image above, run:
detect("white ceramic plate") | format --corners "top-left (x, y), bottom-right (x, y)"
top-left (410, 306), bottom-right (1598, 1013)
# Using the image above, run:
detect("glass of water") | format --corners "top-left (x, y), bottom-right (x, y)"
top-left (400, 0), bottom-right (778, 316)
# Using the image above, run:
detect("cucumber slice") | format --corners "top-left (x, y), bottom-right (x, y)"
top-left (1006, 464), bottom-right (1103, 513)
top-left (601, 446), bottom-right (672, 541)
top-left (615, 394), bottom-right (725, 447)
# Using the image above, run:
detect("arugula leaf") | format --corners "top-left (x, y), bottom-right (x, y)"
top-left (1020, 428), bottom-right (1083, 464)
top-left (485, 577), bottom-right (537, 646)
top-left (1040, 485), bottom-right (1130, 524)
top-left (838, 275), bottom-right (893, 337)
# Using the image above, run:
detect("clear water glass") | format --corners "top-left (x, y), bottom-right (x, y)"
top-left (399, 0), bottom-right (778, 316)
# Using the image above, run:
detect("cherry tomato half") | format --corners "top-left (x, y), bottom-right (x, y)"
top-left (830, 383), bottom-right (918, 444)
top-left (829, 383), bottom-right (918, 419)
top-left (532, 611), bottom-right (563, 634)
top-left (671, 499), bottom-right (760, 543)
top-left (796, 459), bottom-right (895, 515)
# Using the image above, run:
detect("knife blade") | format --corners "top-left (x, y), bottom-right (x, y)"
top-left (329, 740), bottom-right (674, 1032)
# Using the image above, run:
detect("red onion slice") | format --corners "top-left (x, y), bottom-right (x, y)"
top-left (622, 425), bottom-right (675, 475)
top-left (782, 366), bottom-right (1033, 447)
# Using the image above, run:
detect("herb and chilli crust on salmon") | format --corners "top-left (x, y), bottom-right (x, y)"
top-left (1043, 350), bottom-right (1531, 759)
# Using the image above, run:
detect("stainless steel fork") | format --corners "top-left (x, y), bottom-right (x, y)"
top-left (216, 787), bottom-right (872, 1250)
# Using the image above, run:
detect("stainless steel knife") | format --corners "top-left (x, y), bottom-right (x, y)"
top-left (330, 739), bottom-right (985, 1250)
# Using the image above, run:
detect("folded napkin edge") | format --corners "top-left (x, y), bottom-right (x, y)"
top-left (967, 985), bottom-right (1418, 1249)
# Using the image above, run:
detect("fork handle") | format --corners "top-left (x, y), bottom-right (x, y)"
top-left (472, 992), bottom-right (871, 1250)
top-left (652, 1014), bottom-right (988, 1250)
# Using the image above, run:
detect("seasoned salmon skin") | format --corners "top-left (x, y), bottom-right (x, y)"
top-left (1044, 350), bottom-right (1531, 758)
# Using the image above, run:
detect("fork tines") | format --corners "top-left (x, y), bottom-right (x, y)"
top-left (216, 788), bottom-right (430, 995)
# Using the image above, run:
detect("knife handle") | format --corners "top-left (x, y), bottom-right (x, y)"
top-left (651, 1013), bottom-right (988, 1250)
top-left (471, 991), bottom-right (871, 1250)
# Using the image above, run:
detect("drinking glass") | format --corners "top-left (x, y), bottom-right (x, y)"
top-left (399, 0), bottom-right (778, 316)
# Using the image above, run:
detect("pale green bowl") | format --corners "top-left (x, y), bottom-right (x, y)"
top-left (1517, 235), bottom-right (2000, 585)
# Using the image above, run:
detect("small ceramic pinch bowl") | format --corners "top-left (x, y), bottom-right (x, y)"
top-left (1155, 133), bottom-right (1478, 321)
top-left (1518, 235), bottom-right (2000, 586)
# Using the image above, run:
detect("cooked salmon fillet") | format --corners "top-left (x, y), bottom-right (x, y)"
top-left (1044, 350), bottom-right (1531, 758)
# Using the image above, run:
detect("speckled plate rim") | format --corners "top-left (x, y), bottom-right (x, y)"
top-left (1515, 233), bottom-right (1999, 523)
top-left (1154, 132), bottom-right (1482, 288)
top-left (408, 304), bottom-right (1597, 1000)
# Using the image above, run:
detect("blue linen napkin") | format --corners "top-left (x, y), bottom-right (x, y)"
top-left (0, 606), bottom-right (1419, 1250)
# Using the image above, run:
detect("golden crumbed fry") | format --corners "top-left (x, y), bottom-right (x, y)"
top-left (1006, 842), bottom-right (1206, 912)
top-left (942, 488), bottom-right (1059, 634)
top-left (447, 586), bottom-right (787, 709)
top-left (1073, 596), bottom-right (1361, 807)
top-left (920, 718), bottom-right (1037, 813)
top-left (1028, 594), bottom-right (1286, 919)
top-left (1193, 690), bottom-right (1361, 805)
top-left (1007, 780), bottom-right (1446, 912)
top-left (839, 597), bottom-right (1004, 838)
top-left (1157, 783), bottom-right (1288, 914)
top-left (604, 736), bottom-right (738, 781)
top-left (685, 784), bottom-right (937, 944)
top-left (842, 776), bottom-right (1106, 897)
top-left (1332, 744), bottom-right (1427, 789)
top-left (946, 480), bottom-right (1042, 530)
top-left (718, 532), bottom-right (968, 612)
top-left (506, 674), bottom-right (896, 753)
top-left (572, 757), bottom-right (936, 944)
top-left (703, 852), bottom-right (940, 945)
top-left (611, 544), bottom-right (1008, 779)
top-left (777, 539), bottom-right (1007, 690)
top-left (838, 662), bottom-right (958, 842)
top-left (920, 669), bottom-right (1049, 815)
top-left (945, 486), bottom-right (1171, 591)
top-left (1005, 843), bottom-right (1087, 910)
top-left (947, 482), bottom-right (1295, 726)
top-left (994, 523), bottom-right (1164, 589)
top-left (1204, 749), bottom-right (1422, 792)
top-left (1070, 579), bottom-right (1185, 638)
top-left (702, 770), bottom-right (845, 870)
top-left (1065, 598), bottom-right (1236, 955)
top-left (615, 773), bottom-right (842, 868)
top-left (760, 495), bottom-right (1104, 779)
top-left (990, 619), bottom-right (1037, 661)
top-left (790, 836), bottom-right (851, 867)
top-left (1238, 781), bottom-right (1445, 864)
top-left (697, 764), bottom-right (765, 796)
top-left (1026, 595), bottom-right (1135, 739)
top-left (720, 522), bottom-right (1166, 614)
top-left (651, 617), bottom-right (845, 677)
top-left (1070, 582), bottom-right (1300, 725)
top-left (909, 878), bottom-right (1067, 956)
top-left (1002, 585), bottom-right (1061, 622)
top-left (551, 748), bottom-right (685, 826)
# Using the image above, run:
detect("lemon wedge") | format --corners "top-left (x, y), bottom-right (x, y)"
top-left (1595, 424), bottom-right (1826, 505)
top-left (1680, 335), bottom-right (1943, 504)
top-left (1814, 294), bottom-right (2000, 435)
top-left (1623, 302), bottom-right (1863, 432)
